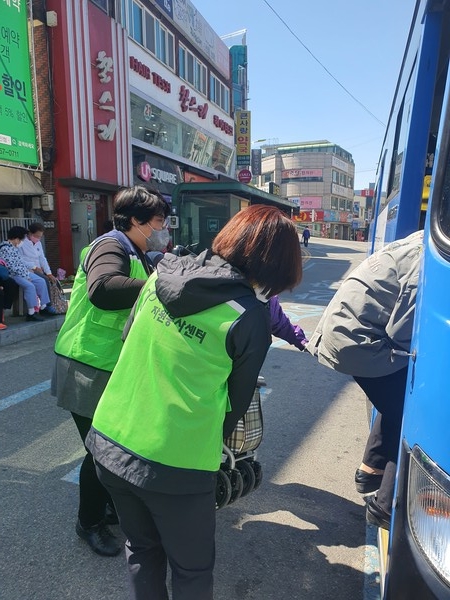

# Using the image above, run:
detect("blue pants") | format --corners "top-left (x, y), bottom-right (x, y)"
top-left (12, 273), bottom-right (50, 311)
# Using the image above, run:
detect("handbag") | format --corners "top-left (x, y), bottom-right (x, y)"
top-left (49, 280), bottom-right (69, 314)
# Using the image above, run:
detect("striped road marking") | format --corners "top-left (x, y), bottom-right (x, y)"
top-left (0, 380), bottom-right (51, 411)
top-left (2, 376), bottom-right (382, 598)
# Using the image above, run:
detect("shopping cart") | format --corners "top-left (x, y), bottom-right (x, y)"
top-left (216, 375), bottom-right (266, 509)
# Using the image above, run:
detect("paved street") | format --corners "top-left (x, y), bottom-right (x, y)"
top-left (0, 238), bottom-right (380, 600)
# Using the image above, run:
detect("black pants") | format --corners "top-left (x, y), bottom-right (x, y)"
top-left (353, 367), bottom-right (408, 514)
top-left (71, 412), bottom-right (114, 527)
top-left (97, 463), bottom-right (216, 600)
top-left (0, 277), bottom-right (19, 320)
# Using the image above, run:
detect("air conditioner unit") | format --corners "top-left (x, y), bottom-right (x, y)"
top-left (8, 208), bottom-right (24, 218)
top-left (41, 194), bottom-right (54, 211)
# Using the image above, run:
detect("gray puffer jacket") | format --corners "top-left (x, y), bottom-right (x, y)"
top-left (307, 230), bottom-right (423, 377)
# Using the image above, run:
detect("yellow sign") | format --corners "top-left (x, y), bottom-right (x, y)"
top-left (235, 110), bottom-right (251, 167)
top-left (422, 174), bottom-right (431, 211)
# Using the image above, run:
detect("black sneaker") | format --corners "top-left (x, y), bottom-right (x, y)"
top-left (40, 305), bottom-right (58, 316)
top-left (75, 519), bottom-right (122, 556)
top-left (26, 313), bottom-right (45, 322)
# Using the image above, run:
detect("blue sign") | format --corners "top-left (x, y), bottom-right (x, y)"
top-left (153, 0), bottom-right (173, 19)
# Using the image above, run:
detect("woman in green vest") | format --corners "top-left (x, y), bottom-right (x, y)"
top-left (86, 205), bottom-right (303, 600)
top-left (52, 186), bottom-right (170, 557)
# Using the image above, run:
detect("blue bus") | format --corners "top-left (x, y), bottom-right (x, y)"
top-left (369, 1), bottom-right (450, 597)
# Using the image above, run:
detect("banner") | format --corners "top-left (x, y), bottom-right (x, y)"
top-left (235, 110), bottom-right (251, 167)
top-left (0, 0), bottom-right (39, 166)
top-left (251, 148), bottom-right (261, 176)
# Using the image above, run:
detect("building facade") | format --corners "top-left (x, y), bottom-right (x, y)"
top-left (256, 140), bottom-right (356, 239)
top-left (0, 0), bottom-right (237, 274)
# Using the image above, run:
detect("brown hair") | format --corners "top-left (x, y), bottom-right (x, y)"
top-left (212, 205), bottom-right (302, 297)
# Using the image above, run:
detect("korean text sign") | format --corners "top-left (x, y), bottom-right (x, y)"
top-left (235, 110), bottom-right (251, 167)
top-left (0, 0), bottom-right (38, 166)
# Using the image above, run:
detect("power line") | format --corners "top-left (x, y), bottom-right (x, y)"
top-left (261, 0), bottom-right (386, 128)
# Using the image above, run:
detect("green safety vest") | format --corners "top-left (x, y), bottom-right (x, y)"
top-left (54, 239), bottom-right (148, 372)
top-left (92, 273), bottom-right (247, 472)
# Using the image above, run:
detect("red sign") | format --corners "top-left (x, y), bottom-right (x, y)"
top-left (238, 169), bottom-right (252, 183)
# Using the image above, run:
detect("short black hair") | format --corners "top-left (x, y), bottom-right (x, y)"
top-left (7, 226), bottom-right (28, 241)
top-left (28, 222), bottom-right (45, 234)
top-left (113, 186), bottom-right (170, 232)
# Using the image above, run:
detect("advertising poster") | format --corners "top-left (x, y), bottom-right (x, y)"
top-left (0, 0), bottom-right (39, 166)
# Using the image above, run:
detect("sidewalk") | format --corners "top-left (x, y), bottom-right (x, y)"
top-left (0, 310), bottom-right (65, 348)
top-left (0, 285), bottom-right (71, 348)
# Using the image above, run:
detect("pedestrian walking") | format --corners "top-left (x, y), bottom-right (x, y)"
top-left (301, 226), bottom-right (311, 247)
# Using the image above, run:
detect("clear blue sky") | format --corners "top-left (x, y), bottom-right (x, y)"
top-left (192, 0), bottom-right (414, 190)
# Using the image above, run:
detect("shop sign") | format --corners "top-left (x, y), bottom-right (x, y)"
top-left (153, 0), bottom-right (173, 19)
top-left (137, 161), bottom-right (178, 185)
top-left (94, 50), bottom-right (116, 141)
top-left (0, 1), bottom-right (39, 166)
top-left (297, 211), bottom-right (312, 222)
top-left (269, 181), bottom-right (280, 196)
top-left (129, 56), bottom-right (171, 93)
top-left (251, 148), bottom-right (261, 176)
top-left (235, 110), bottom-right (251, 167)
top-left (299, 196), bottom-right (322, 209)
top-left (323, 210), bottom-right (338, 222)
top-left (213, 115), bottom-right (233, 136)
top-left (179, 85), bottom-right (208, 119)
top-left (282, 169), bottom-right (323, 179)
top-left (238, 169), bottom-right (252, 183)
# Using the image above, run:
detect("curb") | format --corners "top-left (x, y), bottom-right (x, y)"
top-left (0, 314), bottom-right (65, 348)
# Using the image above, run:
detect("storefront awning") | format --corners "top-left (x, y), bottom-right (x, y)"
top-left (0, 165), bottom-right (45, 195)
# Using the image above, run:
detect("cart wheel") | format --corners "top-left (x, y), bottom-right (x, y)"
top-left (216, 468), bottom-right (232, 509)
top-left (251, 460), bottom-right (263, 490)
top-left (227, 468), bottom-right (244, 504)
top-left (236, 460), bottom-right (256, 496)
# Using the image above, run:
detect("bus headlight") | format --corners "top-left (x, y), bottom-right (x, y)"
top-left (408, 445), bottom-right (450, 585)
